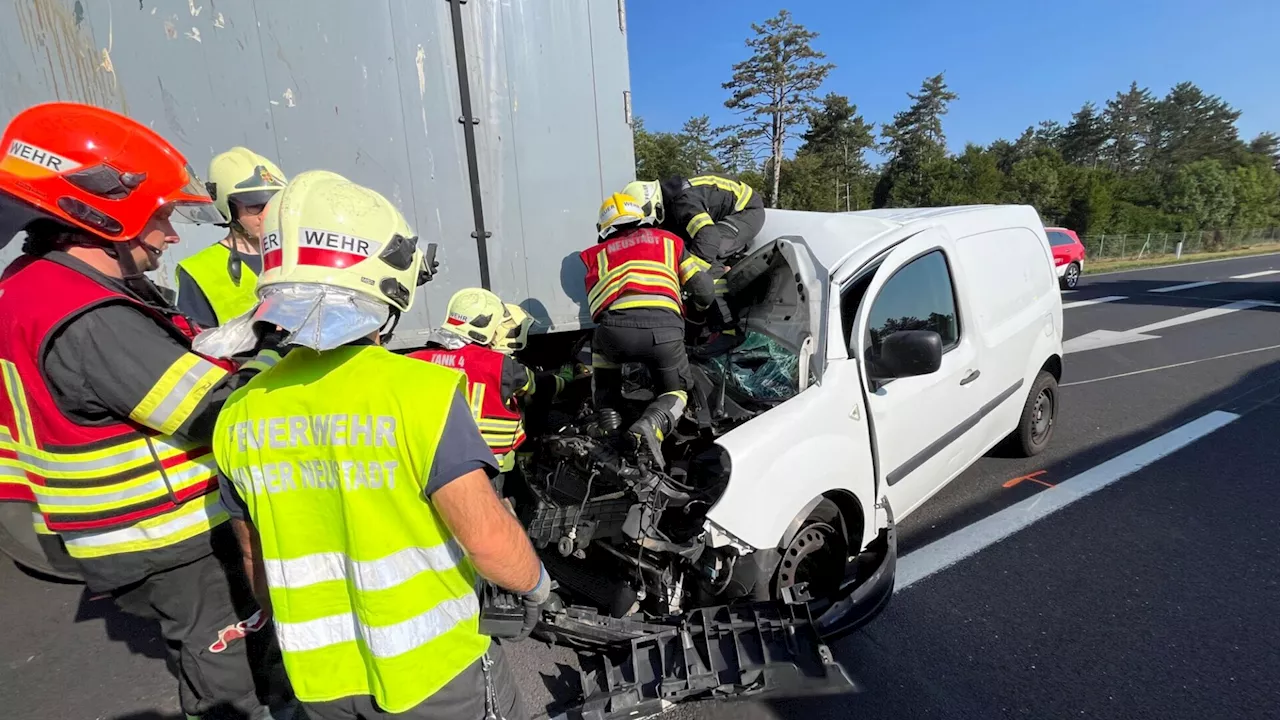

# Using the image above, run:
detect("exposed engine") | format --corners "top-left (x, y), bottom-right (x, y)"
top-left (510, 405), bottom-right (746, 637)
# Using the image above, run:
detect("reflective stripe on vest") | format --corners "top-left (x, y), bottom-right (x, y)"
top-left (59, 493), bottom-right (228, 558)
top-left (582, 230), bottom-right (685, 318)
top-left (1, 360), bottom-right (221, 535)
top-left (176, 242), bottom-right (259, 325)
top-left (0, 257), bottom-right (231, 562)
top-left (213, 345), bottom-right (489, 712)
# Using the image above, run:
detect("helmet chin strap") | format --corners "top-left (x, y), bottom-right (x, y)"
top-left (378, 308), bottom-right (403, 346)
top-left (108, 240), bottom-right (172, 308)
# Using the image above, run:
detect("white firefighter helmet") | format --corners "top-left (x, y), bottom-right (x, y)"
top-left (494, 303), bottom-right (533, 355)
top-left (596, 192), bottom-right (651, 240)
top-left (441, 288), bottom-right (510, 346)
top-left (206, 147), bottom-right (287, 224)
top-left (620, 180), bottom-right (663, 224)
top-left (256, 169), bottom-right (426, 314)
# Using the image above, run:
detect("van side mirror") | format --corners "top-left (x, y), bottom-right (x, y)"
top-left (876, 330), bottom-right (942, 379)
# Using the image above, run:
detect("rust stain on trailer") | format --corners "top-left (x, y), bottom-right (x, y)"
top-left (16, 0), bottom-right (127, 113)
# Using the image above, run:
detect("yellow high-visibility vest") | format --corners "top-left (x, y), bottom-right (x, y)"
top-left (213, 345), bottom-right (489, 712)
top-left (176, 243), bottom-right (259, 325)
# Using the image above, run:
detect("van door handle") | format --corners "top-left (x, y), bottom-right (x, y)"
top-left (960, 369), bottom-right (981, 385)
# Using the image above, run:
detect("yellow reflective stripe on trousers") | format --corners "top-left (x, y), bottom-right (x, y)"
top-left (130, 354), bottom-right (229, 435)
top-left (275, 594), bottom-right (479, 659)
top-left (31, 453), bottom-right (217, 511)
top-left (1, 360), bottom-right (36, 446)
top-left (264, 542), bottom-right (466, 592)
top-left (240, 349), bottom-right (282, 375)
top-left (686, 212), bottom-right (714, 238)
top-left (714, 277), bottom-right (728, 296)
top-left (60, 492), bottom-right (228, 558)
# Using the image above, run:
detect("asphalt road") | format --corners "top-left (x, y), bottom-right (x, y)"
top-left (5, 253), bottom-right (1280, 720)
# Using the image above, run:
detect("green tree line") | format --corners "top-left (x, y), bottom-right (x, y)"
top-left (633, 10), bottom-right (1280, 235)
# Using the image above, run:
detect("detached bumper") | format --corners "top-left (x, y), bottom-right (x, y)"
top-left (811, 509), bottom-right (897, 643)
top-left (571, 603), bottom-right (859, 720)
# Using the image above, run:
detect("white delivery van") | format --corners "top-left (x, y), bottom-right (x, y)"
top-left (523, 204), bottom-right (1066, 653)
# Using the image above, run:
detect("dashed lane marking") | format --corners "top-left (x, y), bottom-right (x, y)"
top-left (895, 410), bottom-right (1240, 591)
top-left (1149, 280), bottom-right (1221, 293)
top-left (1230, 270), bottom-right (1280, 279)
top-left (1061, 295), bottom-right (1126, 310)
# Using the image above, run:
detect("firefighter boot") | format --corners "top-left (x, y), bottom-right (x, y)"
top-left (628, 391), bottom-right (687, 468)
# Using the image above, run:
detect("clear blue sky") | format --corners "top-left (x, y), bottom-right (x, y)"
top-left (624, 0), bottom-right (1280, 159)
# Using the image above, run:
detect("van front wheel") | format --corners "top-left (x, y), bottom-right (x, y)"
top-left (1009, 371), bottom-right (1058, 457)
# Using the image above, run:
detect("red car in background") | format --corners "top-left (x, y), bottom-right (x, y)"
top-left (1045, 226), bottom-right (1086, 289)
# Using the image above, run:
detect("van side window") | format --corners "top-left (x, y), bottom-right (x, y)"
top-left (865, 250), bottom-right (960, 360)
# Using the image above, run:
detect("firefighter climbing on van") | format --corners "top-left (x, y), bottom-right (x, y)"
top-left (409, 290), bottom-right (541, 483)
top-left (622, 173), bottom-right (765, 267)
top-left (175, 147), bottom-right (288, 328)
top-left (210, 170), bottom-right (545, 720)
top-left (0, 102), bottom-right (291, 719)
top-left (580, 192), bottom-right (715, 467)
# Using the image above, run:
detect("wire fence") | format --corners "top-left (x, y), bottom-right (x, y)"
top-left (1081, 227), bottom-right (1280, 261)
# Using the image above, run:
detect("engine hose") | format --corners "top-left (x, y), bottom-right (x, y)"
top-left (597, 541), bottom-right (665, 578)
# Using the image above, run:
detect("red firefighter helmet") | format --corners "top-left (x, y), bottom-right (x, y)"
top-left (0, 102), bottom-right (221, 243)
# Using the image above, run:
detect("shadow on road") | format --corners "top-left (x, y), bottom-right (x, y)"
top-left (1068, 277), bottom-right (1280, 312)
top-left (74, 587), bottom-right (171, 664)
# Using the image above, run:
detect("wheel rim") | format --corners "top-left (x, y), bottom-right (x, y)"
top-left (1065, 265), bottom-right (1079, 287)
top-left (777, 521), bottom-right (846, 601)
top-left (1031, 388), bottom-right (1054, 444)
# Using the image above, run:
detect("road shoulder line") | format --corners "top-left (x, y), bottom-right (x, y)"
top-left (894, 410), bottom-right (1241, 592)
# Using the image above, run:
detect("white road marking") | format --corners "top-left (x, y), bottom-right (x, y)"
top-left (1149, 280), bottom-right (1221, 293)
top-left (894, 410), bottom-right (1241, 591)
top-left (1062, 343), bottom-right (1280, 387)
top-left (1061, 295), bottom-right (1125, 310)
top-left (1063, 299), bottom-right (1275, 353)
top-left (1230, 270), bottom-right (1280, 279)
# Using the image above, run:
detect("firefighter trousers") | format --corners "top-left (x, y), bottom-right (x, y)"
top-left (110, 527), bottom-right (293, 719)
top-left (300, 642), bottom-right (527, 720)
top-left (591, 322), bottom-right (690, 411)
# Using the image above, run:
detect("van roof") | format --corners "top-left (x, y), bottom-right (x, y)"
top-left (759, 204), bottom-right (1044, 275)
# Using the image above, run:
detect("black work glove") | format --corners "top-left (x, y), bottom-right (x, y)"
top-left (516, 595), bottom-right (541, 642)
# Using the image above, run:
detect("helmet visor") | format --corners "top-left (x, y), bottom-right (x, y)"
top-left (170, 201), bottom-right (225, 225)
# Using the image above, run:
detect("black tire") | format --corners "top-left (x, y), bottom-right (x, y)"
top-left (0, 503), bottom-right (82, 582)
top-left (1009, 371), bottom-right (1058, 457)
top-left (1059, 262), bottom-right (1081, 290)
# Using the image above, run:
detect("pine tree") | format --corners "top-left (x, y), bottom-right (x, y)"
top-left (1147, 82), bottom-right (1243, 172)
top-left (1102, 82), bottom-right (1155, 173)
top-left (680, 115), bottom-right (721, 175)
top-left (723, 10), bottom-right (834, 207)
top-left (1059, 102), bottom-right (1108, 167)
top-left (876, 73), bottom-right (958, 207)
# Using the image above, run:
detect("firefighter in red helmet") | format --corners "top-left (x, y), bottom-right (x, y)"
top-left (0, 103), bottom-right (291, 719)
